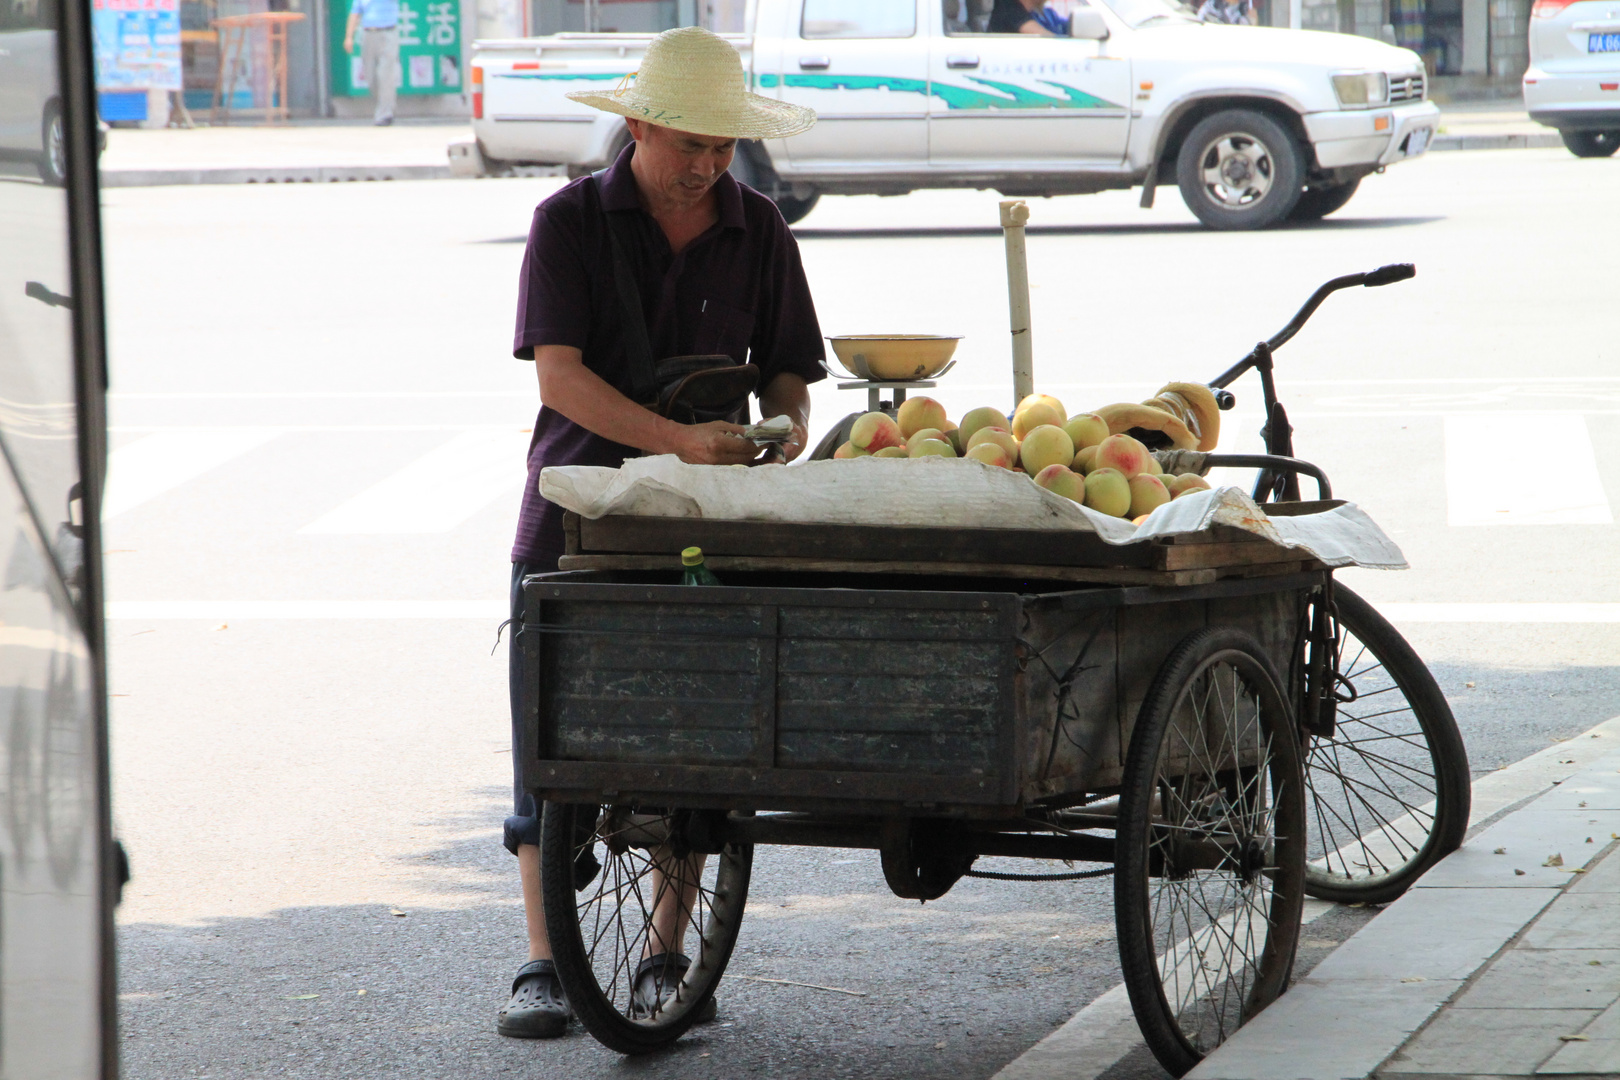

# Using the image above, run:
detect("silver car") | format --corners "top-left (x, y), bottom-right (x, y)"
top-left (0, 0), bottom-right (65, 182)
top-left (1524, 0), bottom-right (1620, 156)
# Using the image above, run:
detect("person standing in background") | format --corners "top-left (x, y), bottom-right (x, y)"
top-left (342, 0), bottom-right (400, 125)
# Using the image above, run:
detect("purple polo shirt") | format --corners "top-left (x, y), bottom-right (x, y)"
top-left (510, 144), bottom-right (827, 567)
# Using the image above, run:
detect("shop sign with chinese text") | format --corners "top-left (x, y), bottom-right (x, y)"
top-left (92, 0), bottom-right (181, 90)
top-left (328, 0), bottom-right (461, 96)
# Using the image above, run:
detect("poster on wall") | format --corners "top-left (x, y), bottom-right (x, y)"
top-left (91, 0), bottom-right (181, 91)
top-left (328, 0), bottom-right (462, 96)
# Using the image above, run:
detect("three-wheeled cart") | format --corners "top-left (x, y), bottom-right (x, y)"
top-left (512, 265), bottom-right (1472, 1076)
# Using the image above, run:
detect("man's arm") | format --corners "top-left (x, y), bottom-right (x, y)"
top-left (758, 372), bottom-right (811, 464)
top-left (533, 345), bottom-right (761, 465)
top-left (343, 9), bottom-right (360, 53)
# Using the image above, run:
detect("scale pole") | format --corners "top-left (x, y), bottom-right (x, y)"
top-left (1000, 199), bottom-right (1034, 408)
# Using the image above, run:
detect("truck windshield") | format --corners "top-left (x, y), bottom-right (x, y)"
top-left (1093, 0), bottom-right (1198, 28)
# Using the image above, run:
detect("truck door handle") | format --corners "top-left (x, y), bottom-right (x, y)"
top-left (798, 55), bottom-right (831, 69)
top-left (946, 54), bottom-right (980, 69)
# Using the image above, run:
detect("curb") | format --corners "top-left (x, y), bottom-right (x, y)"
top-left (1431, 132), bottom-right (1564, 151)
top-left (99, 164), bottom-right (453, 187)
top-left (991, 714), bottom-right (1620, 1080)
top-left (1186, 714), bottom-right (1620, 1080)
top-left (96, 132), bottom-right (1565, 187)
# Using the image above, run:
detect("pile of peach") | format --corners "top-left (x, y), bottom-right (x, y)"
top-left (831, 393), bottom-right (1212, 522)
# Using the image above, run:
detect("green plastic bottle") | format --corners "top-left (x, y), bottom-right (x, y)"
top-left (681, 546), bottom-right (722, 587)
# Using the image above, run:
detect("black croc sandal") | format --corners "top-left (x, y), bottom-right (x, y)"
top-left (630, 952), bottom-right (717, 1024)
top-left (497, 959), bottom-right (571, 1039)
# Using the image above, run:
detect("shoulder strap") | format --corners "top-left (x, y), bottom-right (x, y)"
top-left (591, 170), bottom-right (658, 403)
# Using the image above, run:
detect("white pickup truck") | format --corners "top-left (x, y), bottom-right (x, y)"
top-left (469, 0), bottom-right (1438, 229)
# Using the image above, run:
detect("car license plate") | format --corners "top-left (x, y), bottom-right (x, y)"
top-left (1406, 126), bottom-right (1431, 155)
top-left (1589, 31), bottom-right (1620, 52)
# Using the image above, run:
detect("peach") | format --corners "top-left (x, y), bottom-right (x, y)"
top-left (958, 406), bottom-right (1010, 448)
top-left (965, 441), bottom-right (1014, 469)
top-left (1063, 413), bottom-right (1109, 450)
top-left (1019, 424), bottom-right (1076, 477)
top-left (1143, 454), bottom-right (1163, 476)
top-left (967, 426), bottom-right (1020, 467)
top-left (1128, 474), bottom-right (1171, 518)
top-left (1082, 467), bottom-right (1131, 518)
top-left (910, 438), bottom-right (957, 458)
top-left (906, 427), bottom-right (946, 451)
top-left (1164, 473), bottom-right (1211, 497)
top-left (833, 441), bottom-right (869, 459)
top-left (850, 411), bottom-right (904, 452)
top-left (896, 396), bottom-right (949, 439)
top-left (872, 446), bottom-right (909, 458)
top-left (1034, 464), bottom-right (1086, 503)
top-left (1012, 402), bottom-right (1065, 440)
top-left (1072, 445), bottom-right (1099, 474)
top-left (1094, 433), bottom-right (1151, 480)
top-left (1016, 393), bottom-right (1067, 421)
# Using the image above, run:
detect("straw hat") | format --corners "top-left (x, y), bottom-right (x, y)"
top-left (567, 26), bottom-right (816, 141)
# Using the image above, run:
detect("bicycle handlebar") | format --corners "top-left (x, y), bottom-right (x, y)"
top-left (1209, 263), bottom-right (1416, 394)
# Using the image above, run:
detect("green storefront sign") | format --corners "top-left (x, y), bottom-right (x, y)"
top-left (329, 0), bottom-right (462, 96)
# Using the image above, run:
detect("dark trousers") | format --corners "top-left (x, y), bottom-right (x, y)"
top-left (503, 561), bottom-right (543, 854)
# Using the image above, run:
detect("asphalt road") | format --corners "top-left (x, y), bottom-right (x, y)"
top-left (103, 147), bottom-right (1620, 1080)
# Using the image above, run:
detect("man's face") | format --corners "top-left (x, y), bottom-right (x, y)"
top-left (626, 120), bottom-right (736, 209)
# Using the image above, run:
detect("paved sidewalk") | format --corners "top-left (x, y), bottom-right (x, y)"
top-left (98, 120), bottom-right (473, 186)
top-left (92, 100), bottom-right (1557, 188)
top-left (1189, 716), bottom-right (1620, 1080)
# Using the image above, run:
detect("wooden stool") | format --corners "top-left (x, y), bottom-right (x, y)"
top-left (209, 11), bottom-right (305, 125)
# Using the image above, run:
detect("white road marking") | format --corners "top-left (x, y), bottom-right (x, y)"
top-left (102, 428), bottom-right (283, 519)
top-left (107, 601), bottom-right (505, 620)
top-left (298, 428), bottom-right (533, 535)
top-left (1445, 413), bottom-right (1613, 526)
top-left (1379, 603), bottom-right (1620, 623)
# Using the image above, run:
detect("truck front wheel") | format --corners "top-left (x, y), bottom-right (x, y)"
top-left (1175, 109), bottom-right (1304, 230)
top-left (773, 191), bottom-right (820, 225)
top-left (1288, 177), bottom-right (1360, 221)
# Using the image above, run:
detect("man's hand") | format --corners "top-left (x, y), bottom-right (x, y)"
top-left (757, 372), bottom-right (812, 465)
top-left (758, 417), bottom-right (808, 464)
top-left (669, 420), bottom-right (761, 466)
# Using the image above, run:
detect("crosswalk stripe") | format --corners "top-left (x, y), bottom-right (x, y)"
top-left (107, 601), bottom-right (506, 620)
top-left (100, 602), bottom-right (1620, 623)
top-left (102, 428), bottom-right (284, 519)
top-left (298, 429), bottom-right (533, 535)
top-left (1445, 413), bottom-right (1613, 526)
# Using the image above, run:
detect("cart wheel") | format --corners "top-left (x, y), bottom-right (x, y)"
top-left (540, 803), bottom-right (752, 1054)
top-left (1300, 586), bottom-right (1470, 904)
top-left (1115, 627), bottom-right (1306, 1078)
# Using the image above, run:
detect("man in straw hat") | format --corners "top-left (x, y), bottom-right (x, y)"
top-left (497, 26), bottom-right (824, 1039)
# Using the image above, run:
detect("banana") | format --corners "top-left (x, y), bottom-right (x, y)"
top-left (1094, 403), bottom-right (1198, 451)
top-left (1144, 382), bottom-right (1220, 451)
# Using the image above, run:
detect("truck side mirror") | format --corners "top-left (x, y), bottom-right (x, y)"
top-left (1070, 7), bottom-right (1111, 38)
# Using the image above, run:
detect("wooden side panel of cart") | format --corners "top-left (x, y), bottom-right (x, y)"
top-left (517, 570), bottom-right (1314, 816)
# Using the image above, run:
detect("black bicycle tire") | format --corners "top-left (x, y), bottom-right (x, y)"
top-left (540, 801), bottom-right (753, 1054)
top-left (1301, 586), bottom-right (1470, 904)
top-left (1115, 626), bottom-right (1306, 1077)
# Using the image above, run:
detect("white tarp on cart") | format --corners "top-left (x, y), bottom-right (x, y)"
top-left (540, 455), bottom-right (1407, 570)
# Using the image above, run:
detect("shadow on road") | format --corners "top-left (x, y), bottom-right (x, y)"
top-left (790, 216), bottom-right (1445, 240)
top-left (473, 215), bottom-right (1443, 247)
top-left (117, 795), bottom-right (1123, 1080)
